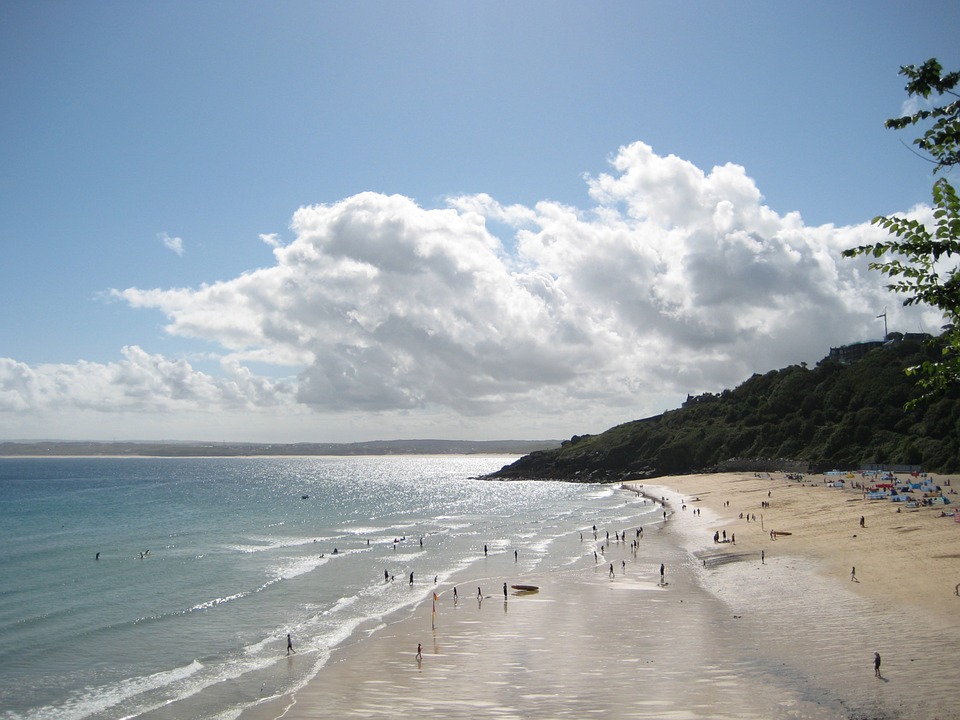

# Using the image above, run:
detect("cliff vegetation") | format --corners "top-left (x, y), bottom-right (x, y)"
top-left (489, 339), bottom-right (960, 482)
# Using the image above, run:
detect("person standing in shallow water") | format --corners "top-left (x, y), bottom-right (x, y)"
top-left (286, 633), bottom-right (296, 655)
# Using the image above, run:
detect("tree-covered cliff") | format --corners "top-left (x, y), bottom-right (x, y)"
top-left (488, 339), bottom-right (960, 481)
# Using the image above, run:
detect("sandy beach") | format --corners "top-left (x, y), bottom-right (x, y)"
top-left (240, 472), bottom-right (960, 720)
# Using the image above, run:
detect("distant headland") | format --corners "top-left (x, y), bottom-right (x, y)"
top-left (0, 439), bottom-right (560, 458)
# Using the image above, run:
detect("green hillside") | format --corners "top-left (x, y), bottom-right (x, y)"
top-left (489, 339), bottom-right (960, 482)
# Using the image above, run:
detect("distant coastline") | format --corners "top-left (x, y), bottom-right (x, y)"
top-left (0, 438), bottom-right (559, 458)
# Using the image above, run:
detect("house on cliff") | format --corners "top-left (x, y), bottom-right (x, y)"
top-left (827, 332), bottom-right (932, 366)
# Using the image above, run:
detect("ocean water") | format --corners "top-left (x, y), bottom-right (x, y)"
top-left (0, 456), bottom-right (659, 720)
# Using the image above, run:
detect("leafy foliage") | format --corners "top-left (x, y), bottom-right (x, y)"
top-left (883, 58), bottom-right (960, 171)
top-left (842, 59), bottom-right (960, 405)
top-left (490, 341), bottom-right (960, 481)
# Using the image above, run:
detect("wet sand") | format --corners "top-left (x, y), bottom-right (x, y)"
top-left (243, 472), bottom-right (960, 720)
top-left (649, 472), bottom-right (960, 719)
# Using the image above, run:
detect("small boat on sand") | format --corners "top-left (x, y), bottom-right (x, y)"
top-left (511, 584), bottom-right (539, 592)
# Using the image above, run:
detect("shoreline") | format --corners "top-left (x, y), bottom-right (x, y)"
top-left (241, 527), bottom-right (829, 720)
top-left (237, 471), bottom-right (960, 720)
top-left (644, 472), bottom-right (960, 719)
top-left (644, 471), bottom-right (960, 625)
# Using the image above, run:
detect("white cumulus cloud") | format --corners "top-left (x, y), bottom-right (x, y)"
top-left (0, 347), bottom-right (294, 415)
top-left (0, 142), bottom-right (944, 441)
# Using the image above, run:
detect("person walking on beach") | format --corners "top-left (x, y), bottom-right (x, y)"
top-left (660, 563), bottom-right (665, 583)
top-left (609, 563), bottom-right (615, 578)
top-left (851, 566), bottom-right (858, 582)
top-left (286, 633), bottom-right (295, 655)
top-left (874, 651), bottom-right (881, 677)
top-left (417, 643), bottom-right (422, 661)
top-left (503, 582), bottom-right (508, 600)
top-left (453, 586), bottom-right (459, 603)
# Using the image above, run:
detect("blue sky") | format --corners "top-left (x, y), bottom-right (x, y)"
top-left (1, 1), bottom-right (958, 442)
